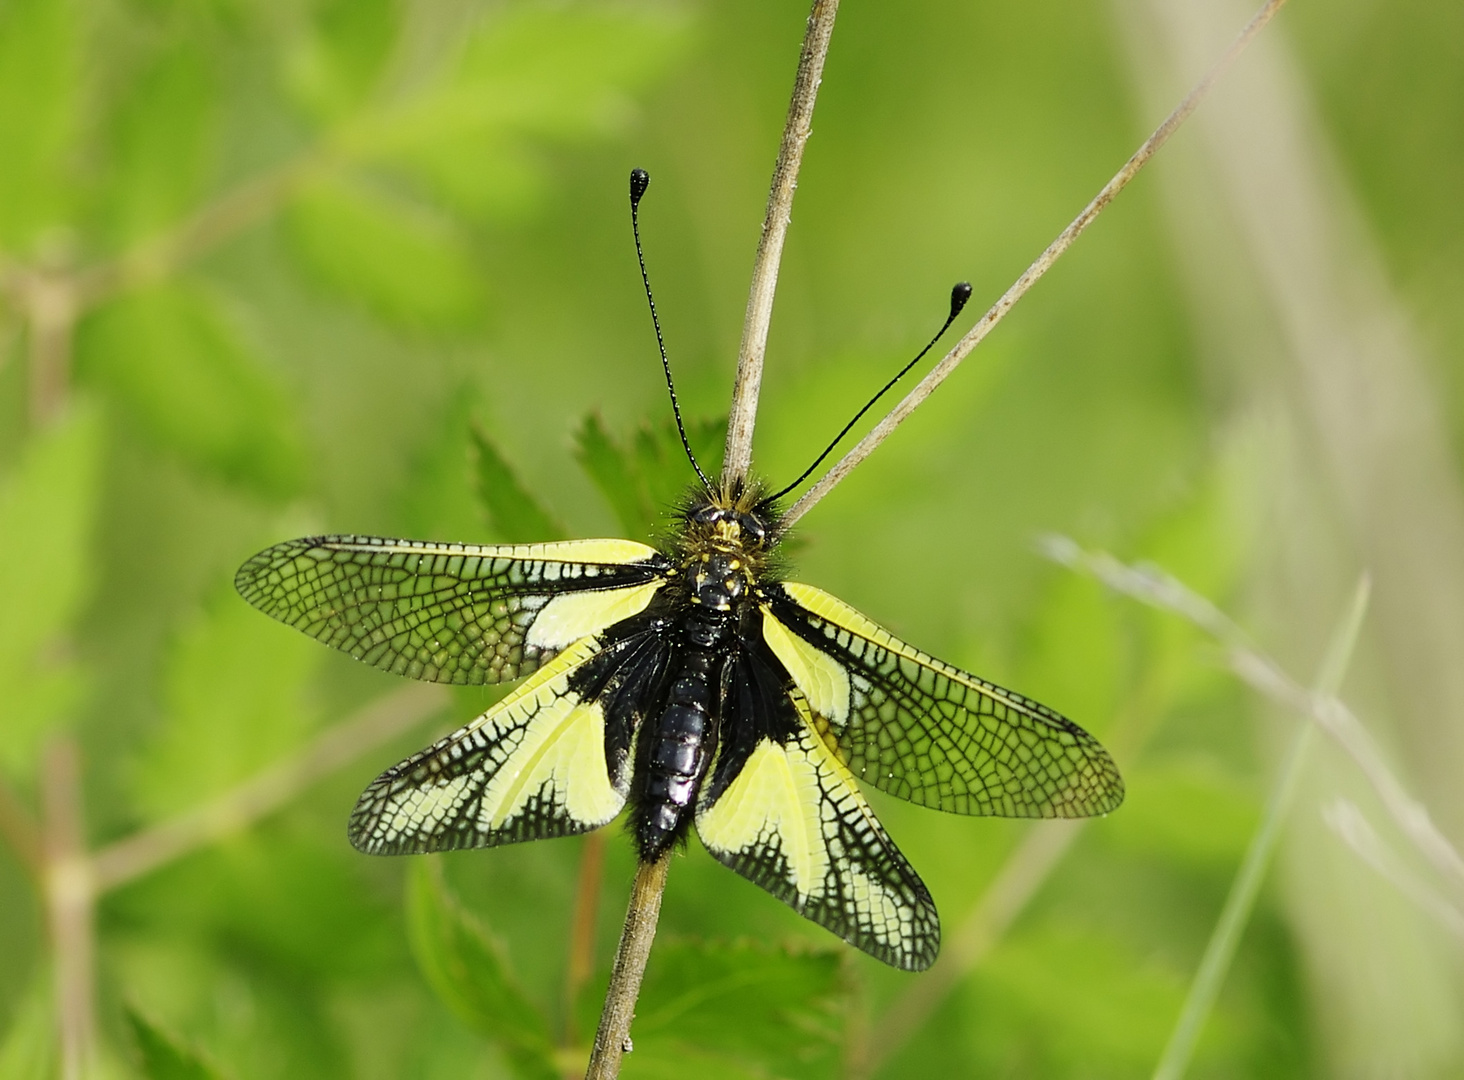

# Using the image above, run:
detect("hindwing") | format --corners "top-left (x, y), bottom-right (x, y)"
top-left (349, 614), bottom-right (673, 855)
top-left (763, 582), bottom-right (1124, 818)
top-left (695, 620), bottom-right (940, 971)
top-left (236, 535), bottom-right (670, 685)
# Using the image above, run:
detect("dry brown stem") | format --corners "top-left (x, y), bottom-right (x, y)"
top-left (562, 830), bottom-right (607, 1048)
top-left (92, 683), bottom-right (445, 890)
top-left (42, 738), bottom-right (95, 1080)
top-left (584, 851), bottom-right (671, 1080)
top-left (721, 0), bottom-right (841, 487)
top-left (780, 0), bottom-right (1289, 530)
top-left (0, 774), bottom-right (43, 878)
top-left (1042, 538), bottom-right (1464, 895)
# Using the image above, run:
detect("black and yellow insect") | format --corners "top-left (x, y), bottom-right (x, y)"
top-left (234, 171), bottom-right (1123, 972)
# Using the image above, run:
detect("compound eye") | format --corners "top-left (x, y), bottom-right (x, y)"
top-left (691, 505), bottom-right (722, 526)
top-left (737, 514), bottom-right (767, 544)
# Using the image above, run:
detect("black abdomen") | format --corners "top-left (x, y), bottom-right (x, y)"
top-left (632, 605), bottom-right (733, 858)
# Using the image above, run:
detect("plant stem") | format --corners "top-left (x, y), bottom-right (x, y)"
top-left (581, 7), bottom-right (845, 1073)
top-left (584, 851), bottom-right (671, 1080)
top-left (74, 154), bottom-right (322, 308)
top-left (1152, 576), bottom-right (1371, 1080)
top-left (1045, 538), bottom-right (1464, 896)
top-left (722, 0), bottom-right (841, 488)
top-left (562, 830), bottom-right (607, 1049)
top-left (23, 272), bottom-right (79, 428)
top-left (857, 820), bottom-right (1084, 1077)
top-left (42, 738), bottom-right (95, 1080)
top-left (780, 0), bottom-right (1289, 530)
top-left (0, 774), bottom-right (43, 879)
top-left (91, 683), bottom-right (445, 890)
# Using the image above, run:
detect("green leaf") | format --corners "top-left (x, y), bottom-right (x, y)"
top-left (1101, 757), bottom-right (1259, 871)
top-left (125, 1008), bottom-right (224, 1080)
top-left (623, 938), bottom-right (850, 1080)
top-left (104, 43), bottom-right (217, 244)
top-left (283, 0), bottom-right (398, 123)
top-left (396, 386), bottom-right (495, 543)
top-left (471, 425), bottom-right (564, 543)
top-left (574, 413), bottom-right (726, 542)
top-left (283, 173), bottom-right (487, 329)
top-left (129, 584), bottom-right (320, 820)
top-left (0, 0), bottom-right (79, 248)
top-left (0, 405), bottom-right (98, 778)
top-left (405, 859), bottom-right (557, 1080)
top-left (346, 5), bottom-right (691, 225)
top-left (332, 3), bottom-right (692, 225)
top-left (0, 972), bottom-right (54, 1080)
top-left (574, 413), bottom-right (649, 540)
top-left (634, 415), bottom-right (725, 522)
top-left (75, 283), bottom-right (306, 498)
top-left (967, 926), bottom-right (1198, 1073)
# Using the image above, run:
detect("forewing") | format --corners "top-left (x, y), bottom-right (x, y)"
top-left (695, 632), bottom-right (939, 971)
top-left (349, 620), bottom-right (669, 854)
top-left (236, 535), bottom-right (670, 685)
top-left (764, 582), bottom-right (1124, 818)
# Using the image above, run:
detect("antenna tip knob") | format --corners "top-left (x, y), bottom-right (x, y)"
top-left (949, 281), bottom-right (973, 318)
top-left (630, 168), bottom-right (650, 205)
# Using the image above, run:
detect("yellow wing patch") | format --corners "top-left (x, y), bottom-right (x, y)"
top-left (695, 738), bottom-right (829, 901)
top-left (350, 636), bottom-right (629, 854)
top-left (236, 533), bottom-right (669, 687)
top-left (695, 690), bottom-right (938, 969)
top-left (771, 580), bottom-right (1125, 819)
top-left (761, 607), bottom-right (850, 729)
top-left (330, 537), bottom-right (658, 566)
top-left (479, 694), bottom-right (622, 830)
top-left (526, 580), bottom-right (664, 651)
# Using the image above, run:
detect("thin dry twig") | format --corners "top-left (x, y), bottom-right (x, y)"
top-left (856, 820), bottom-right (1084, 1078)
top-left (780, 0), bottom-right (1289, 530)
top-left (1042, 536), bottom-right (1464, 897)
top-left (585, 851), bottom-right (671, 1080)
top-left (1151, 575), bottom-right (1371, 1080)
top-left (0, 773), bottom-right (43, 878)
top-left (584, 7), bottom-right (845, 1075)
top-left (20, 272), bottom-right (80, 427)
top-left (75, 155), bottom-right (322, 308)
top-left (91, 683), bottom-right (446, 890)
top-left (41, 738), bottom-right (96, 1080)
top-left (722, 0), bottom-right (841, 487)
top-left (1324, 799), bottom-right (1464, 944)
top-left (562, 830), bottom-right (608, 1048)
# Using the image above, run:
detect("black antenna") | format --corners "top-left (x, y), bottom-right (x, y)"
top-left (629, 168), bottom-right (713, 493)
top-left (761, 281), bottom-right (973, 506)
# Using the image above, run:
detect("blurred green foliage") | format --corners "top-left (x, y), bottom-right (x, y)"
top-left (2, 0), bottom-right (1461, 1077)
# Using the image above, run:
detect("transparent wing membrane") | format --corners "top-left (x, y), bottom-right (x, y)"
top-left (696, 636), bottom-right (940, 970)
top-left (235, 535), bottom-right (669, 685)
top-left (350, 636), bottom-right (634, 854)
top-left (765, 582), bottom-right (1124, 819)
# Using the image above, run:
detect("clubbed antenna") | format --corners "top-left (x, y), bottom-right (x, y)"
top-left (761, 282), bottom-right (973, 505)
top-left (630, 168), bottom-right (713, 493)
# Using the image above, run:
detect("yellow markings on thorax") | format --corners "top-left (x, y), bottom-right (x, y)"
top-left (526, 579), bottom-right (664, 650)
top-left (762, 608), bottom-right (850, 729)
top-left (697, 738), bottom-right (829, 901)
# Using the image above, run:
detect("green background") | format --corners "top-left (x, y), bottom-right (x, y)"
top-left (2, 0), bottom-right (1462, 1076)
